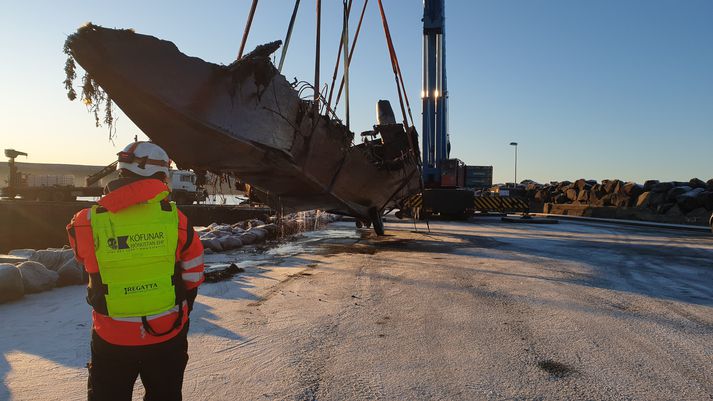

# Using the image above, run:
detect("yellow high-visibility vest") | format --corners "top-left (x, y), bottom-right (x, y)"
top-left (90, 201), bottom-right (179, 317)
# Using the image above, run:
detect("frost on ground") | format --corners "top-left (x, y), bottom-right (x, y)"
top-left (1, 218), bottom-right (713, 400)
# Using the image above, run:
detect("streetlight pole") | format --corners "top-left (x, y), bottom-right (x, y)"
top-left (509, 142), bottom-right (518, 186)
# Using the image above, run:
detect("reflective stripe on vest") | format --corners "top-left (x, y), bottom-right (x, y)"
top-left (90, 201), bottom-right (179, 318)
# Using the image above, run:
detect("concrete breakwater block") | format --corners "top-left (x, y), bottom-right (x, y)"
top-left (525, 178), bottom-right (713, 226)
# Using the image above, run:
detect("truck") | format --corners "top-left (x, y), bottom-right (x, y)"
top-left (168, 169), bottom-right (207, 205)
top-left (2, 148), bottom-right (206, 204)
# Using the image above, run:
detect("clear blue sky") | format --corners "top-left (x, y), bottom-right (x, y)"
top-left (1, 0), bottom-right (711, 184)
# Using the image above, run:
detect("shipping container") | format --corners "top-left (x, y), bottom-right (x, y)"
top-left (464, 166), bottom-right (493, 189)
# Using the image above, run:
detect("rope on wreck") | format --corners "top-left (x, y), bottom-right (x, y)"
top-left (376, 0), bottom-right (415, 129)
top-left (237, 0), bottom-right (260, 59)
top-left (278, 0), bottom-right (301, 72)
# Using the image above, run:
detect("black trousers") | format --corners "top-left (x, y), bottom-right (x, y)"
top-left (88, 324), bottom-right (189, 401)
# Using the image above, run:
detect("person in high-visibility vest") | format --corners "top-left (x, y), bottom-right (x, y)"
top-left (67, 141), bottom-right (204, 401)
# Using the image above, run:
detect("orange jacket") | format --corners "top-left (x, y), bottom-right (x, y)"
top-left (67, 178), bottom-right (204, 346)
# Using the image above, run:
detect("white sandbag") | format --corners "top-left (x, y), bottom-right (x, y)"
top-left (210, 224), bottom-right (233, 233)
top-left (30, 250), bottom-right (63, 270)
top-left (8, 249), bottom-right (36, 259)
top-left (199, 232), bottom-right (217, 240)
top-left (239, 232), bottom-right (257, 245)
top-left (57, 258), bottom-right (84, 286)
top-left (231, 222), bottom-right (246, 230)
top-left (0, 264), bottom-right (24, 303)
top-left (0, 254), bottom-right (27, 264)
top-left (200, 238), bottom-right (223, 252)
top-left (247, 228), bottom-right (268, 242)
top-left (254, 224), bottom-right (278, 239)
top-left (30, 249), bottom-right (74, 271)
top-left (211, 230), bottom-right (233, 238)
top-left (17, 261), bottom-right (58, 293)
top-left (218, 236), bottom-right (243, 250)
top-left (246, 219), bottom-right (266, 229)
top-left (60, 249), bottom-right (75, 264)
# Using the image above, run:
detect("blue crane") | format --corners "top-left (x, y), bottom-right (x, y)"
top-left (409, 0), bottom-right (477, 219)
top-left (422, 0), bottom-right (450, 185)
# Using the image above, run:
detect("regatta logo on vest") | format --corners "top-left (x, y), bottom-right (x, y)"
top-left (107, 232), bottom-right (166, 251)
top-left (123, 282), bottom-right (159, 295)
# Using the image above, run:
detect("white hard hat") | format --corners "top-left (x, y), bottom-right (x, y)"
top-left (117, 141), bottom-right (171, 177)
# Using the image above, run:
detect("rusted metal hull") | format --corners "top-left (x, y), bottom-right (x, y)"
top-left (66, 25), bottom-right (421, 221)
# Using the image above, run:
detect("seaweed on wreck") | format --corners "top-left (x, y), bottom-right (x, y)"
top-left (63, 23), bottom-right (117, 141)
top-left (62, 42), bottom-right (77, 101)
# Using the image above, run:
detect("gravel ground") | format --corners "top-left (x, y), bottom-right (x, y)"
top-left (2, 217), bottom-right (712, 400)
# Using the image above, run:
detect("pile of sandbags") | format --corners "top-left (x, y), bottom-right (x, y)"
top-left (0, 246), bottom-right (85, 304)
top-left (526, 178), bottom-right (713, 219)
top-left (198, 219), bottom-right (279, 253)
top-left (0, 211), bottom-right (342, 302)
top-left (198, 211), bottom-right (341, 254)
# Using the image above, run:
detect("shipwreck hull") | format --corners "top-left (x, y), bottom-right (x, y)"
top-left (67, 25), bottom-right (421, 220)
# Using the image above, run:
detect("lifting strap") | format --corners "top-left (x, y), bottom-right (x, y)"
top-left (278, 0), bottom-right (302, 72)
top-left (237, 0), bottom-right (260, 59)
top-left (375, 2), bottom-right (427, 232)
top-left (334, 0), bottom-right (369, 111)
top-left (327, 0), bottom-right (353, 110)
top-left (376, 0), bottom-right (415, 128)
top-left (314, 0), bottom-right (322, 112)
top-left (341, 0), bottom-right (351, 128)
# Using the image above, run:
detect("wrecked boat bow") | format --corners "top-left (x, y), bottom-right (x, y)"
top-left (65, 24), bottom-right (421, 233)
